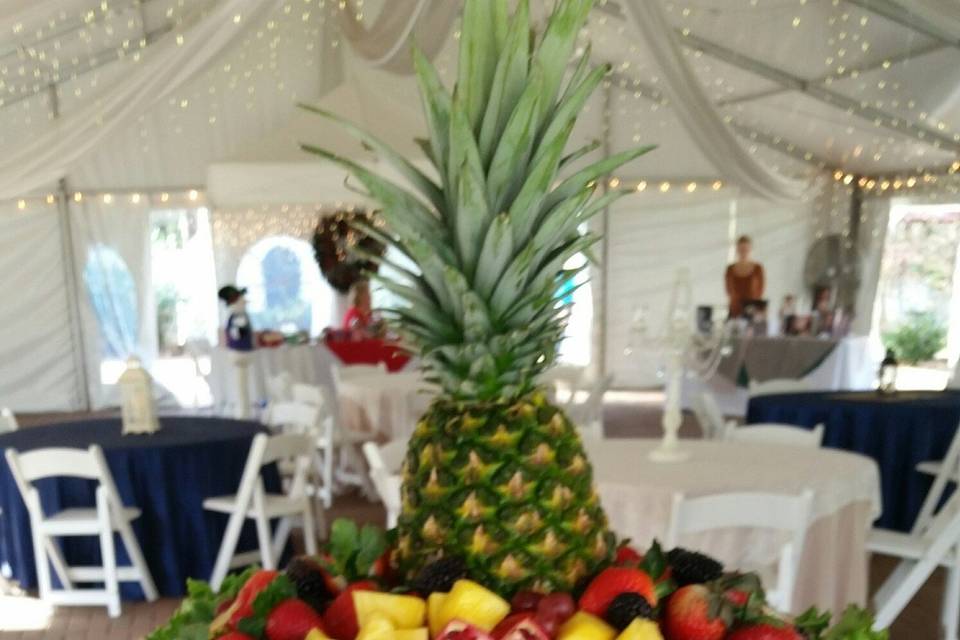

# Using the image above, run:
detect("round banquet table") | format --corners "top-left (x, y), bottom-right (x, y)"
top-left (746, 390), bottom-right (960, 532)
top-left (583, 438), bottom-right (881, 615)
top-left (0, 416), bottom-right (279, 598)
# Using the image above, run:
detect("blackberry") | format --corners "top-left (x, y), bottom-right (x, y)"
top-left (285, 556), bottom-right (335, 613)
top-left (666, 548), bottom-right (724, 586)
top-left (605, 593), bottom-right (654, 630)
top-left (410, 556), bottom-right (468, 595)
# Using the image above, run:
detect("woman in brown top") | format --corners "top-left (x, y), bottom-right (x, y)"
top-left (725, 235), bottom-right (765, 318)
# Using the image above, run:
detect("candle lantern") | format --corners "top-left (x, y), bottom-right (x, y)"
top-left (119, 357), bottom-right (160, 435)
top-left (878, 349), bottom-right (898, 395)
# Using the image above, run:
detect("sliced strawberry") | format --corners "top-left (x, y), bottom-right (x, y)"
top-left (436, 620), bottom-right (494, 640)
top-left (727, 622), bottom-right (803, 640)
top-left (322, 580), bottom-right (377, 640)
top-left (229, 570), bottom-right (280, 627)
top-left (578, 567), bottom-right (657, 616)
top-left (662, 584), bottom-right (730, 640)
top-left (265, 598), bottom-right (326, 640)
top-left (490, 612), bottom-right (550, 640)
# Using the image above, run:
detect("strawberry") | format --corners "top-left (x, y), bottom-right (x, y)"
top-left (662, 584), bottom-right (730, 640)
top-left (218, 633), bottom-right (256, 640)
top-left (578, 567), bottom-right (657, 616)
top-left (230, 570), bottom-right (280, 626)
top-left (265, 598), bottom-right (326, 640)
top-left (490, 612), bottom-right (550, 640)
top-left (727, 622), bottom-right (804, 640)
top-left (322, 580), bottom-right (378, 640)
top-left (616, 544), bottom-right (643, 566)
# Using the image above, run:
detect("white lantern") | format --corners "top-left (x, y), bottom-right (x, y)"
top-left (119, 357), bottom-right (160, 435)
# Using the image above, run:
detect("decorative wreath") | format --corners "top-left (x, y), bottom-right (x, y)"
top-left (312, 209), bottom-right (385, 294)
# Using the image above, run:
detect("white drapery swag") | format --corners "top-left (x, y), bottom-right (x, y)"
top-left (0, 0), bottom-right (282, 199)
top-left (338, 0), bottom-right (459, 74)
top-left (895, 0), bottom-right (960, 39)
top-left (620, 0), bottom-right (809, 202)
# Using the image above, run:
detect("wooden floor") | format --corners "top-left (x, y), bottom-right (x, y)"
top-left (0, 394), bottom-right (944, 638)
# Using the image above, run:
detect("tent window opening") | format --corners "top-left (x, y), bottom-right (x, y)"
top-left (236, 236), bottom-right (334, 337)
top-left (559, 251), bottom-right (593, 367)
top-left (83, 244), bottom-right (139, 363)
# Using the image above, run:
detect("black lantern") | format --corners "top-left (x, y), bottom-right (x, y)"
top-left (878, 349), bottom-right (898, 395)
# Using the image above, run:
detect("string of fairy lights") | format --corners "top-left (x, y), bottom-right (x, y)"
top-left (0, 0), bottom-right (955, 215)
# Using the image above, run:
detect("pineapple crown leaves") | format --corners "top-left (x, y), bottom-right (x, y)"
top-left (299, 0), bottom-right (655, 402)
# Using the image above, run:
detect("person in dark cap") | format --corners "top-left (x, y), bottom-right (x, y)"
top-left (218, 285), bottom-right (254, 352)
top-left (218, 285), bottom-right (254, 418)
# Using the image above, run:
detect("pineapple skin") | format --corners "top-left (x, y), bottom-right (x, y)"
top-left (396, 390), bottom-right (615, 596)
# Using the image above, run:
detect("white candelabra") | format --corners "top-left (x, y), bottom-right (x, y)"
top-left (628, 268), bottom-right (731, 462)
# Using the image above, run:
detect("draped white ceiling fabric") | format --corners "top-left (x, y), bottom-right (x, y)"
top-left (0, 0), bottom-right (282, 198)
top-left (620, 0), bottom-right (809, 202)
top-left (896, 0), bottom-right (960, 38)
top-left (338, 0), bottom-right (459, 74)
top-left (0, 0), bottom-right (64, 36)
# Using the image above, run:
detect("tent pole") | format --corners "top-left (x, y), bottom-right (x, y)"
top-left (596, 83), bottom-right (613, 382)
top-left (49, 84), bottom-right (91, 410)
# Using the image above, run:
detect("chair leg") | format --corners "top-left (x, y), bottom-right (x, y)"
top-left (210, 510), bottom-right (246, 592)
top-left (254, 512), bottom-right (274, 570)
top-left (271, 518), bottom-right (292, 563)
top-left (116, 519), bottom-right (158, 602)
top-left (42, 537), bottom-right (74, 590)
top-left (97, 491), bottom-right (121, 618)
top-left (944, 551), bottom-right (960, 640)
top-left (301, 503), bottom-right (318, 556)
top-left (31, 527), bottom-right (53, 601)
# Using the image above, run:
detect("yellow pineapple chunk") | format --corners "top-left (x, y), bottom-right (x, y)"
top-left (616, 618), bottom-right (664, 640)
top-left (355, 614), bottom-right (394, 640)
top-left (353, 591), bottom-right (426, 629)
top-left (428, 592), bottom-right (448, 638)
top-left (305, 629), bottom-right (331, 640)
top-left (438, 579), bottom-right (510, 632)
top-left (558, 612), bottom-right (617, 640)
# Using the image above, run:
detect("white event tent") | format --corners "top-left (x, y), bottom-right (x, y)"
top-left (0, 0), bottom-right (957, 412)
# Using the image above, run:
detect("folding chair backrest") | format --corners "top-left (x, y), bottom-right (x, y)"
top-left (266, 401), bottom-right (321, 435)
top-left (261, 432), bottom-right (316, 466)
top-left (5, 445), bottom-right (123, 516)
top-left (265, 373), bottom-right (294, 404)
top-left (0, 407), bottom-right (18, 433)
top-left (667, 490), bottom-right (814, 610)
top-left (748, 378), bottom-right (811, 397)
top-left (726, 423), bottom-right (824, 448)
top-left (362, 442), bottom-right (402, 522)
top-left (292, 383), bottom-right (327, 407)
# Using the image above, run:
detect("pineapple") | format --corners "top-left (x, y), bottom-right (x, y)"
top-left (301, 0), bottom-right (653, 594)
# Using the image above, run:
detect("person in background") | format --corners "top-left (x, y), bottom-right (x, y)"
top-left (343, 280), bottom-right (375, 336)
top-left (725, 235), bottom-right (765, 318)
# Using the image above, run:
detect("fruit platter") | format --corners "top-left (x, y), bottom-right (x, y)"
top-left (150, 519), bottom-right (885, 640)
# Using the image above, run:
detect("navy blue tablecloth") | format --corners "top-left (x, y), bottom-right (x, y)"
top-left (0, 416), bottom-right (280, 597)
top-left (747, 390), bottom-right (960, 532)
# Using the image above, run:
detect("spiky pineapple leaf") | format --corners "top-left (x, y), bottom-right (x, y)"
top-left (413, 48), bottom-right (452, 179)
top-left (457, 0), bottom-right (499, 133)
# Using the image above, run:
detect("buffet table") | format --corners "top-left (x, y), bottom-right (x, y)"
top-left (747, 390), bottom-right (960, 532)
top-left (682, 335), bottom-right (881, 416)
top-left (0, 417), bottom-right (278, 597)
top-left (584, 438), bottom-right (880, 615)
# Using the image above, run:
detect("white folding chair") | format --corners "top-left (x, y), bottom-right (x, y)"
top-left (4, 446), bottom-right (158, 617)
top-left (691, 391), bottom-right (733, 440)
top-left (205, 432), bottom-right (319, 591)
top-left (913, 421), bottom-right (960, 534)
top-left (265, 400), bottom-right (334, 510)
top-left (265, 372), bottom-right (294, 405)
top-left (747, 379), bottom-right (812, 397)
top-left (725, 422), bottom-right (825, 448)
top-left (539, 365), bottom-right (586, 404)
top-left (667, 490), bottom-right (814, 613)
top-left (362, 442), bottom-right (403, 529)
top-left (292, 382), bottom-right (373, 498)
top-left (870, 492), bottom-right (960, 638)
top-left (330, 368), bottom-right (385, 492)
top-left (0, 408), bottom-right (18, 433)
